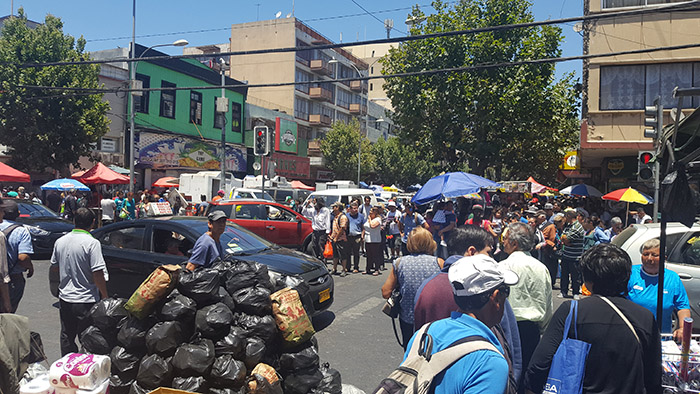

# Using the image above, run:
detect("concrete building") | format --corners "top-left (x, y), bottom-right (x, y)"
top-left (348, 43), bottom-right (394, 112)
top-left (580, 0), bottom-right (700, 192)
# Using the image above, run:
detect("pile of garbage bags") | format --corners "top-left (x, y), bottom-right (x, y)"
top-left (77, 257), bottom-right (341, 394)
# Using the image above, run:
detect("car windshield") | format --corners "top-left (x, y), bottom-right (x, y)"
top-left (254, 191), bottom-right (274, 201)
top-left (17, 202), bottom-right (60, 218)
top-left (187, 221), bottom-right (273, 255)
top-left (612, 226), bottom-right (637, 248)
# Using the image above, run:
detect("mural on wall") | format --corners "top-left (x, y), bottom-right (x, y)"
top-left (136, 132), bottom-right (246, 172)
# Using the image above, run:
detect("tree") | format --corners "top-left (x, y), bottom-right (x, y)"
top-left (0, 9), bottom-right (110, 173)
top-left (381, 0), bottom-right (580, 183)
top-left (373, 137), bottom-right (438, 186)
top-left (319, 120), bottom-right (375, 181)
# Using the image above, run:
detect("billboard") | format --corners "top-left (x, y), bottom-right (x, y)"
top-left (275, 117), bottom-right (298, 154)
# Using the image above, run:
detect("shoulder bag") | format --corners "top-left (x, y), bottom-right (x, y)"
top-left (382, 258), bottom-right (403, 347)
top-left (543, 300), bottom-right (591, 394)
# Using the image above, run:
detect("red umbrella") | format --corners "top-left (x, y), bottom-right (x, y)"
top-left (291, 180), bottom-right (315, 191)
top-left (152, 177), bottom-right (179, 188)
top-left (74, 162), bottom-right (129, 185)
top-left (0, 162), bottom-right (30, 183)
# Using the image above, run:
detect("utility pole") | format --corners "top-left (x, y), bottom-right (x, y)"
top-left (217, 58), bottom-right (229, 195)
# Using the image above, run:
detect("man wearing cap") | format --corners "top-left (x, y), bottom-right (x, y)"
top-left (384, 201), bottom-right (402, 260)
top-left (186, 210), bottom-right (227, 270)
top-left (212, 189), bottom-right (225, 203)
top-left (0, 198), bottom-right (33, 312)
top-left (543, 203), bottom-right (554, 223)
top-left (404, 254), bottom-right (518, 393)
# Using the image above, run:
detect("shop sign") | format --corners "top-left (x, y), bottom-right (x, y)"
top-left (603, 156), bottom-right (637, 179)
top-left (275, 117), bottom-right (298, 154)
top-left (560, 150), bottom-right (579, 170)
top-left (269, 152), bottom-right (310, 178)
top-left (316, 170), bottom-right (334, 182)
top-left (136, 132), bottom-right (246, 172)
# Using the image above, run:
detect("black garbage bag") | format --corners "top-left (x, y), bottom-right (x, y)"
top-left (172, 338), bottom-right (216, 377)
top-left (159, 293), bottom-right (197, 322)
top-left (109, 374), bottom-right (134, 394)
top-left (244, 337), bottom-right (267, 370)
top-left (110, 346), bottom-right (141, 378)
top-left (136, 354), bottom-right (173, 389)
top-left (146, 321), bottom-right (183, 356)
top-left (214, 326), bottom-right (246, 357)
top-left (209, 387), bottom-right (246, 394)
top-left (178, 268), bottom-right (220, 304)
top-left (315, 363), bottom-right (342, 394)
top-left (283, 368), bottom-right (324, 394)
top-left (272, 274), bottom-right (310, 296)
top-left (196, 303), bottom-right (234, 340)
top-left (234, 313), bottom-right (278, 342)
top-left (128, 381), bottom-right (149, 394)
top-left (279, 342), bottom-right (320, 373)
top-left (117, 316), bottom-right (155, 351)
top-left (210, 354), bottom-right (247, 388)
top-left (223, 260), bottom-right (270, 294)
top-left (214, 287), bottom-right (237, 311)
top-left (90, 297), bottom-right (128, 333)
top-left (172, 376), bottom-right (209, 393)
top-left (79, 325), bottom-right (114, 355)
top-left (231, 286), bottom-right (271, 315)
top-left (247, 373), bottom-right (283, 394)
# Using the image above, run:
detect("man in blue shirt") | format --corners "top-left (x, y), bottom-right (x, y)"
top-left (345, 202), bottom-right (364, 273)
top-left (0, 199), bottom-right (33, 312)
top-left (399, 204), bottom-right (427, 256)
top-left (186, 210), bottom-right (226, 270)
top-left (404, 254), bottom-right (518, 394)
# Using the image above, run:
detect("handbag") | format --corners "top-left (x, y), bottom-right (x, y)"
top-left (323, 240), bottom-right (334, 259)
top-left (543, 300), bottom-right (591, 394)
top-left (382, 288), bottom-right (401, 318)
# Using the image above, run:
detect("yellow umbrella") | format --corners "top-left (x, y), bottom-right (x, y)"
top-left (602, 187), bottom-right (654, 226)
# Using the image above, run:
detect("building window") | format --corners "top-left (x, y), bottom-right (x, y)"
top-left (370, 83), bottom-right (373, 91)
top-left (336, 88), bottom-right (352, 109)
top-left (160, 81), bottom-right (176, 119)
top-left (599, 65), bottom-right (644, 110)
top-left (294, 98), bottom-right (309, 121)
top-left (190, 91), bottom-right (202, 125)
top-left (214, 97), bottom-right (226, 129)
top-left (603, 0), bottom-right (684, 9)
top-left (370, 66), bottom-right (374, 75)
top-left (295, 69), bottom-right (311, 93)
top-left (296, 40), bottom-right (312, 66)
top-left (134, 74), bottom-right (149, 114)
top-left (231, 102), bottom-right (242, 132)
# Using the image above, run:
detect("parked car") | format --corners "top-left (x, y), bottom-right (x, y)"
top-left (206, 199), bottom-right (313, 254)
top-left (13, 199), bottom-right (74, 256)
top-left (227, 188), bottom-right (274, 201)
top-left (613, 222), bottom-right (700, 325)
top-left (49, 216), bottom-right (333, 316)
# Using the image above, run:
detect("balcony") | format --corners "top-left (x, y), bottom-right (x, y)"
top-left (350, 80), bottom-right (367, 92)
top-left (309, 87), bottom-right (333, 103)
top-left (349, 103), bottom-right (366, 115)
top-left (309, 114), bottom-right (332, 127)
top-left (310, 59), bottom-right (332, 76)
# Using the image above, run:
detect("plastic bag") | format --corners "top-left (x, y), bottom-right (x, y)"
top-left (323, 241), bottom-right (333, 259)
top-left (159, 293), bottom-right (197, 322)
top-left (110, 346), bottom-right (141, 379)
top-left (223, 260), bottom-right (270, 294)
top-left (89, 297), bottom-right (128, 333)
top-left (273, 274), bottom-right (310, 297)
top-left (145, 321), bottom-right (184, 356)
top-left (314, 363), bottom-right (342, 394)
top-left (215, 286), bottom-right (237, 311)
top-left (248, 364), bottom-right (283, 394)
top-left (79, 325), bottom-right (114, 355)
top-left (210, 354), bottom-right (247, 388)
top-left (271, 288), bottom-right (315, 347)
top-left (234, 313), bottom-right (278, 342)
top-left (177, 268), bottom-right (220, 305)
top-left (196, 303), bottom-right (234, 340)
top-left (171, 338), bottom-right (216, 377)
top-left (117, 316), bottom-right (155, 351)
top-left (279, 341), bottom-right (320, 373)
top-left (341, 384), bottom-right (366, 394)
top-left (284, 368), bottom-right (324, 394)
top-left (172, 376), bottom-right (208, 393)
top-left (214, 326), bottom-right (246, 357)
top-left (136, 354), bottom-right (173, 389)
top-left (109, 374), bottom-right (134, 394)
top-left (210, 387), bottom-right (246, 394)
top-left (128, 381), bottom-right (149, 394)
top-left (125, 264), bottom-right (180, 319)
top-left (244, 337), bottom-right (267, 370)
top-left (232, 286), bottom-right (272, 315)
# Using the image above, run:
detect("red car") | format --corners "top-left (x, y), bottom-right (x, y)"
top-left (207, 199), bottom-right (314, 255)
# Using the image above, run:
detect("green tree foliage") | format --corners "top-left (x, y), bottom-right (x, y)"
top-left (382, 0), bottom-right (580, 183)
top-left (319, 120), bottom-right (375, 181)
top-left (0, 9), bottom-right (110, 172)
top-left (373, 137), bottom-right (438, 186)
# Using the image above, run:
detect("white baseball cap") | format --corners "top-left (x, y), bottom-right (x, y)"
top-left (448, 255), bottom-right (519, 297)
top-left (387, 201), bottom-right (397, 207)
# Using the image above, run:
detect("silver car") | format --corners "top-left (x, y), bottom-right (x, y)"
top-left (613, 223), bottom-right (700, 325)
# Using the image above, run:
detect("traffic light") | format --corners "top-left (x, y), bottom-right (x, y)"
top-left (638, 151), bottom-right (654, 181)
top-left (644, 97), bottom-right (663, 139)
top-left (253, 126), bottom-right (269, 156)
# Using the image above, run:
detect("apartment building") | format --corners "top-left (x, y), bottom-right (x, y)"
top-left (581, 0), bottom-right (700, 191)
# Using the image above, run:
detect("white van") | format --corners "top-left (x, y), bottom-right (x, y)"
top-left (302, 188), bottom-right (378, 208)
top-left (226, 187), bottom-right (274, 201)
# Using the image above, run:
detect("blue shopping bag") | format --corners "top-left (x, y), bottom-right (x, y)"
top-left (543, 300), bottom-right (591, 394)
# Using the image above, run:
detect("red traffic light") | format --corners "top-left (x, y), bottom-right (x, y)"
top-left (640, 152), bottom-right (653, 164)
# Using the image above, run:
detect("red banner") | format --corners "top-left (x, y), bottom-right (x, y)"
top-left (270, 152), bottom-right (310, 179)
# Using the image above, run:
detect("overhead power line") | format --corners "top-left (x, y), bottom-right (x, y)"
top-left (14, 0), bottom-right (700, 69)
top-left (349, 0), bottom-right (406, 35)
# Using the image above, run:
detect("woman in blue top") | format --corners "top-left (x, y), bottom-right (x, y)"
top-left (627, 238), bottom-right (690, 340)
top-left (581, 215), bottom-right (610, 252)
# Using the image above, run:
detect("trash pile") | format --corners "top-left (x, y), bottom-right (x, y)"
top-left (76, 257), bottom-right (342, 394)
top-left (662, 338), bottom-right (700, 393)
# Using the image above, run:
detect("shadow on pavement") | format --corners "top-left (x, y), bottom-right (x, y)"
top-left (312, 310), bottom-right (335, 331)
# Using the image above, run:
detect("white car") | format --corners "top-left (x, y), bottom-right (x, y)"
top-left (227, 187), bottom-right (274, 201)
top-left (613, 222), bottom-right (700, 325)
top-left (302, 188), bottom-right (378, 207)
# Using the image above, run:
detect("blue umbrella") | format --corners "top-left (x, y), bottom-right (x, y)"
top-left (41, 178), bottom-right (90, 191)
top-left (412, 172), bottom-right (501, 205)
top-left (560, 184), bottom-right (602, 197)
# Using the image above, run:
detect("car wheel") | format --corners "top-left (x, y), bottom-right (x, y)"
top-left (303, 237), bottom-right (314, 256)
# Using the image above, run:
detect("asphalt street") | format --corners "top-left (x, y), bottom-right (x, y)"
top-left (18, 256), bottom-right (567, 393)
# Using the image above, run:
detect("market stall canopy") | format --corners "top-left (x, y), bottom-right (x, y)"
top-left (291, 180), bottom-right (315, 191)
top-left (560, 183), bottom-right (602, 197)
top-left (73, 162), bottom-right (129, 185)
top-left (41, 178), bottom-right (90, 191)
top-left (107, 164), bottom-right (130, 175)
top-left (412, 172), bottom-right (501, 205)
top-left (0, 162), bottom-right (30, 183)
top-left (602, 187), bottom-right (654, 205)
top-left (152, 176), bottom-right (179, 188)
top-left (527, 176), bottom-right (557, 194)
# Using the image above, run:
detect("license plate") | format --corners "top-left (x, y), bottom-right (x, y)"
top-left (319, 288), bottom-right (331, 303)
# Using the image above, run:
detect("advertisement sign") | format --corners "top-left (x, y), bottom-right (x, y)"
top-left (560, 150), bottom-right (580, 170)
top-left (316, 170), bottom-right (334, 182)
top-left (136, 132), bottom-right (246, 172)
top-left (270, 152), bottom-right (310, 179)
top-left (275, 117), bottom-right (298, 154)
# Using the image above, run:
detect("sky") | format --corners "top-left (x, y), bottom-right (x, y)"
top-left (7, 0), bottom-right (583, 79)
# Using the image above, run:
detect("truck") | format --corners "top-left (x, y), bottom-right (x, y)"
top-left (315, 180), bottom-right (356, 191)
top-left (178, 171), bottom-right (242, 201)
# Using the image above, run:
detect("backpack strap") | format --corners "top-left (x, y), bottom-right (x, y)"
top-left (599, 296), bottom-right (640, 343)
top-left (2, 224), bottom-right (21, 238)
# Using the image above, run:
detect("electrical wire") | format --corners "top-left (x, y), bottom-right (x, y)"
top-left (349, 0), bottom-right (406, 36)
top-left (14, 0), bottom-right (700, 69)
